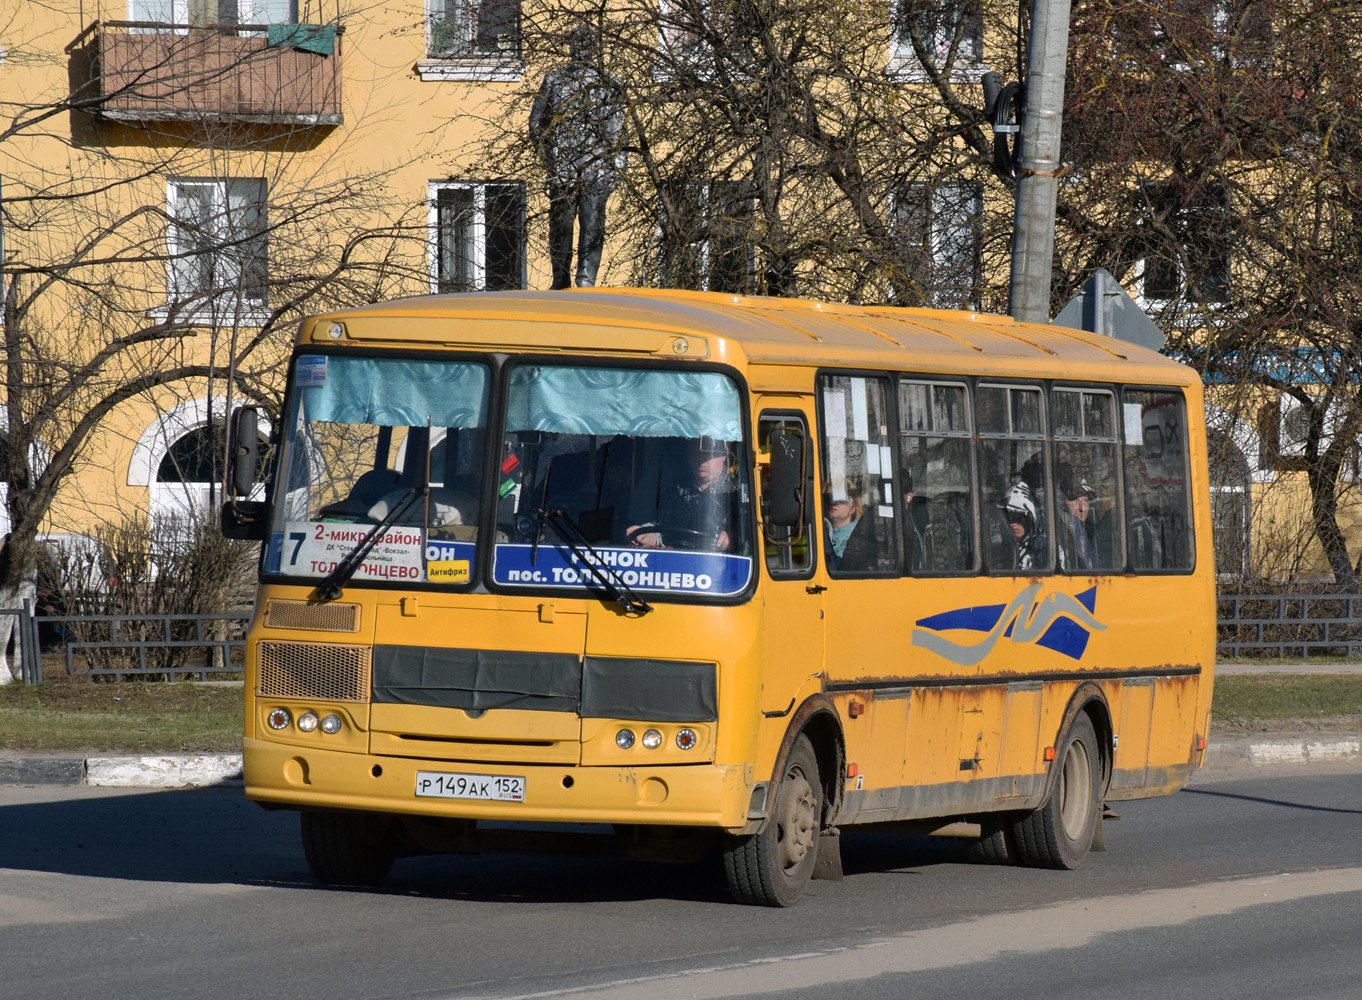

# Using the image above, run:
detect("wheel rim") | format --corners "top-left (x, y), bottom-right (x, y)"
top-left (1057, 736), bottom-right (1093, 839)
top-left (775, 764), bottom-right (818, 876)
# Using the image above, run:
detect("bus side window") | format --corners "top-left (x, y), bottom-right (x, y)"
top-left (1053, 387), bottom-right (1122, 573)
top-left (1122, 389), bottom-right (1194, 571)
top-left (898, 379), bottom-right (976, 573)
top-left (977, 383), bottom-right (1051, 573)
top-left (817, 375), bottom-right (900, 575)
top-left (758, 413), bottom-right (814, 576)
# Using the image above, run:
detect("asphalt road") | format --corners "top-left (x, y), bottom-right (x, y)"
top-left (1, 767), bottom-right (1359, 1000)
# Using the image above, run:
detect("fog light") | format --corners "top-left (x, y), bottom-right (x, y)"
top-left (642, 729), bottom-right (663, 750)
top-left (296, 711), bottom-right (319, 733)
top-left (616, 729), bottom-right (636, 749)
top-left (676, 728), bottom-right (697, 751)
top-left (320, 714), bottom-right (342, 735)
top-left (266, 708), bottom-right (291, 730)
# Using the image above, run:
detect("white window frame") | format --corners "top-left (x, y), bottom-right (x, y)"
top-left (886, 0), bottom-right (987, 82)
top-left (1134, 185), bottom-right (1233, 314)
top-left (427, 180), bottom-right (526, 294)
top-left (1277, 394), bottom-right (1360, 479)
top-left (888, 177), bottom-right (983, 309)
top-left (419, 0), bottom-right (524, 82)
top-left (159, 177), bottom-right (269, 327)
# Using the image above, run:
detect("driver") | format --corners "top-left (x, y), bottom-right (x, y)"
top-left (628, 436), bottom-right (734, 551)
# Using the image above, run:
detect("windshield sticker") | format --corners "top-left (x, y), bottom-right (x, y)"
top-left (425, 539), bottom-right (475, 584)
top-left (295, 355), bottom-right (328, 388)
top-left (270, 521), bottom-right (427, 582)
top-left (493, 544), bottom-right (751, 597)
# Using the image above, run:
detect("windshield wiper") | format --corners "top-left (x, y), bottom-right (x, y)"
top-left (536, 508), bottom-right (653, 616)
top-left (315, 486), bottom-right (427, 601)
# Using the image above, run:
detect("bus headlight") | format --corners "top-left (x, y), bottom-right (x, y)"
top-left (616, 729), bottom-right (636, 749)
top-left (296, 712), bottom-right (319, 733)
top-left (266, 708), bottom-right (291, 730)
top-left (641, 729), bottom-right (663, 750)
top-left (320, 714), bottom-right (343, 735)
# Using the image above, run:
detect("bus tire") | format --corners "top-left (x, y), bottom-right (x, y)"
top-left (965, 816), bottom-right (1017, 864)
top-left (300, 809), bottom-right (395, 887)
top-left (722, 734), bottom-right (822, 906)
top-left (1011, 712), bottom-right (1100, 870)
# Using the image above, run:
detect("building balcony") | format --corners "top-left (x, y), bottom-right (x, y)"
top-left (70, 20), bottom-right (344, 126)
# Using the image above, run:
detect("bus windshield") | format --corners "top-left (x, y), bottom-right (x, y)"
top-left (263, 355), bottom-right (754, 599)
top-left (491, 364), bottom-right (754, 600)
top-left (265, 353), bottom-right (492, 585)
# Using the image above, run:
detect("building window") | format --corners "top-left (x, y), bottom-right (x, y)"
top-left (130, 0), bottom-right (296, 29)
top-left (428, 0), bottom-right (519, 58)
top-left (1137, 181), bottom-right (1231, 307)
top-left (890, 178), bottom-right (982, 309)
top-left (888, 0), bottom-right (984, 80)
top-left (167, 178), bottom-right (268, 310)
top-left (429, 182), bottom-right (526, 294)
top-left (655, 179), bottom-right (757, 293)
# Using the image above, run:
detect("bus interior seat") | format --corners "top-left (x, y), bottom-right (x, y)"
top-left (319, 467), bottom-right (401, 519)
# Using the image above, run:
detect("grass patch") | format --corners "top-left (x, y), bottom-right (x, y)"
top-left (1212, 673), bottom-right (1362, 723)
top-left (1, 672), bottom-right (1359, 755)
top-left (0, 679), bottom-right (241, 754)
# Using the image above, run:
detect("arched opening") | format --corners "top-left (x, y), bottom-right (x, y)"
top-left (153, 419), bottom-right (267, 537)
top-left (1208, 429), bottom-right (1252, 580)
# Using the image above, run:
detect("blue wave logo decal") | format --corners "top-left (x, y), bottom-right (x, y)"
top-left (912, 583), bottom-right (1105, 666)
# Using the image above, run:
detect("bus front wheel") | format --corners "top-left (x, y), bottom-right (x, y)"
top-left (1011, 712), bottom-right (1100, 870)
top-left (300, 809), bottom-right (396, 887)
top-left (722, 734), bottom-right (823, 906)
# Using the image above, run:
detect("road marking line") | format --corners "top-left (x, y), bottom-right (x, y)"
top-left (465, 867), bottom-right (1362, 1000)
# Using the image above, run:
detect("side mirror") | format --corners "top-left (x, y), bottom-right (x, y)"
top-left (766, 427), bottom-right (805, 527)
top-left (229, 406), bottom-right (260, 497)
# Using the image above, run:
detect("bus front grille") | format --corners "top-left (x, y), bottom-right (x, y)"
top-left (265, 599), bottom-right (361, 632)
top-left (257, 640), bottom-right (371, 702)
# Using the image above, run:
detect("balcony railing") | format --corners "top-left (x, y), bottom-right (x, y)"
top-left (70, 20), bottom-right (344, 126)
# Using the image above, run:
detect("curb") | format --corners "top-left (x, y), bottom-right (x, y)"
top-left (1207, 737), bottom-right (1361, 767)
top-left (3, 741), bottom-right (1360, 788)
top-left (0, 754), bottom-right (242, 788)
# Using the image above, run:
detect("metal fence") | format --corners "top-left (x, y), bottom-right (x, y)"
top-left (6, 595), bottom-right (1360, 683)
top-left (1, 608), bottom-right (252, 683)
top-left (1217, 594), bottom-right (1362, 658)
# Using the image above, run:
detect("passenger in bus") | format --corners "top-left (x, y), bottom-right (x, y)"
top-left (1056, 470), bottom-right (1098, 570)
top-left (823, 478), bottom-right (877, 571)
top-left (1000, 481), bottom-right (1046, 570)
top-left (626, 436), bottom-right (734, 551)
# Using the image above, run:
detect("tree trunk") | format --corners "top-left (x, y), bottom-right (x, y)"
top-left (0, 578), bottom-right (38, 685)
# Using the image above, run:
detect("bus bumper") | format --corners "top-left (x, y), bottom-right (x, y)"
top-left (243, 738), bottom-right (757, 832)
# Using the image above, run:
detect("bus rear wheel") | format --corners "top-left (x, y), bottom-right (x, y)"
top-left (722, 734), bottom-right (822, 906)
top-left (300, 809), bottom-right (396, 887)
top-left (1010, 712), bottom-right (1100, 870)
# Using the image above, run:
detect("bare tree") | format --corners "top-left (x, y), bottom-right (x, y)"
top-left (0, 6), bottom-right (428, 680)
top-left (465, 0), bottom-right (1019, 305)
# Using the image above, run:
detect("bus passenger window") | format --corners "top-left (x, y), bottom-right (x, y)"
top-left (1123, 389), bottom-right (1194, 570)
top-left (818, 375), bottom-right (899, 574)
top-left (977, 384), bottom-right (1050, 573)
top-left (899, 379), bottom-right (975, 573)
top-left (1053, 388), bottom-right (1122, 573)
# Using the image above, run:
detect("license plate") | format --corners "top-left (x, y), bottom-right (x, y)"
top-left (415, 771), bottom-right (525, 802)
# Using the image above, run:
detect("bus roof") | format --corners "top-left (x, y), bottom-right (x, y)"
top-left (307, 288), bottom-right (1192, 385)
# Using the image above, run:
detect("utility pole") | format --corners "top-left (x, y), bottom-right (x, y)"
top-left (1007, 0), bottom-right (1074, 324)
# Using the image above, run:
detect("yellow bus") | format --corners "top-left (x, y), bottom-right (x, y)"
top-left (224, 288), bottom-right (1215, 906)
